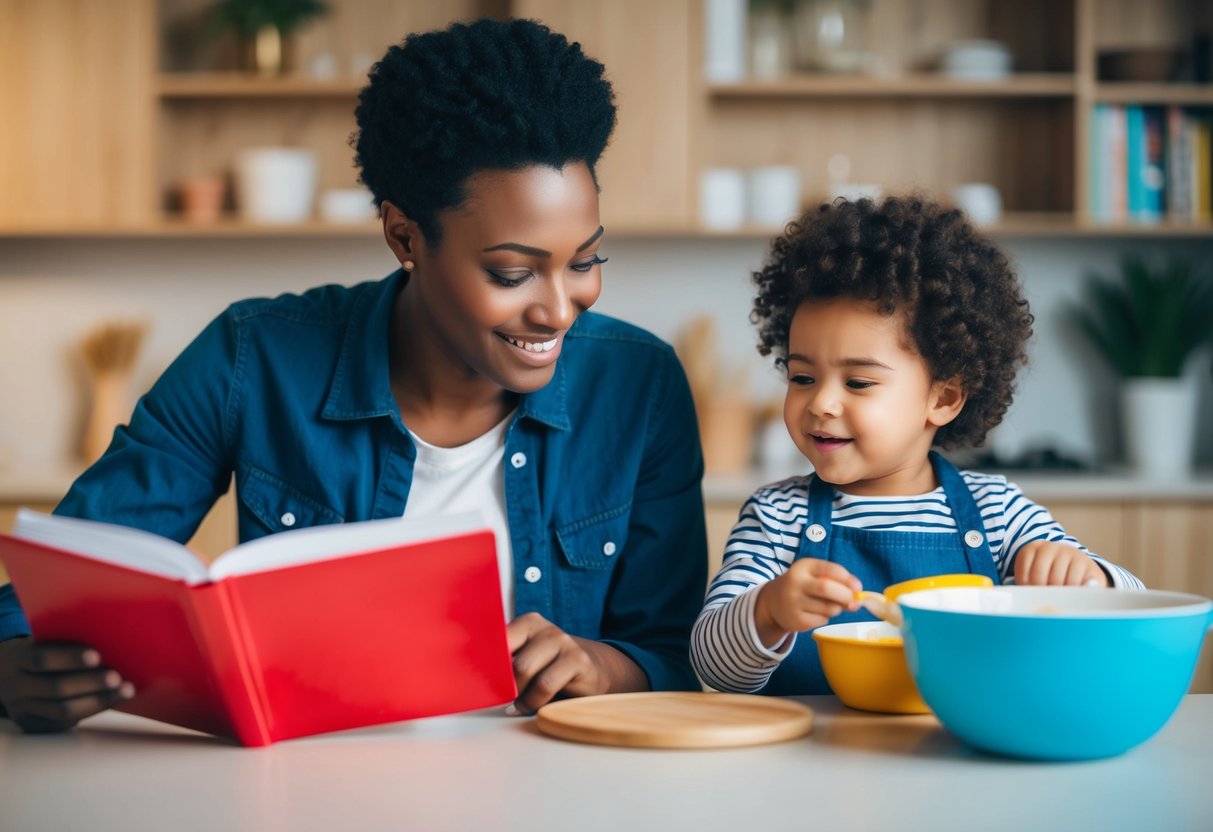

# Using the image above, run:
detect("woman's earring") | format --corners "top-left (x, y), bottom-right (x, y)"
top-left (403, 260), bottom-right (415, 271)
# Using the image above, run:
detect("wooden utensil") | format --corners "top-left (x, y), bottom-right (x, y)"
top-left (535, 691), bottom-right (813, 749)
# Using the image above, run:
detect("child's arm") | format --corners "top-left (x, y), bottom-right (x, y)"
top-left (1013, 539), bottom-right (1108, 586)
top-left (997, 481), bottom-right (1144, 588)
top-left (690, 484), bottom-right (859, 693)
top-left (753, 560), bottom-right (861, 646)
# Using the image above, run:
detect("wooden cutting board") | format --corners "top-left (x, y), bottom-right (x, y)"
top-left (535, 692), bottom-right (813, 749)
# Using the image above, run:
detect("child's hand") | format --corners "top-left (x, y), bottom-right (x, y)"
top-left (753, 559), bottom-right (862, 648)
top-left (1013, 540), bottom-right (1109, 587)
top-left (0, 637), bottom-right (134, 733)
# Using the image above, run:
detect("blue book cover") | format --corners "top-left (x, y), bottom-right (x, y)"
top-left (1126, 105), bottom-right (1145, 217)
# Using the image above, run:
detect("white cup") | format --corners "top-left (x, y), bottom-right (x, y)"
top-left (747, 165), bottom-right (801, 228)
top-left (704, 0), bottom-right (747, 83)
top-left (952, 183), bottom-right (1003, 225)
top-left (320, 187), bottom-right (377, 224)
top-left (234, 148), bottom-right (317, 224)
top-left (699, 168), bottom-right (747, 230)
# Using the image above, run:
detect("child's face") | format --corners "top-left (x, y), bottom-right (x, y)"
top-left (782, 298), bottom-right (964, 496)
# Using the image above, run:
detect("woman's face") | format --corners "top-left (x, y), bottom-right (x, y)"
top-left (396, 162), bottom-right (605, 395)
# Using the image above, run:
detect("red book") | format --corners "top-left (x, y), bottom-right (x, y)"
top-left (0, 509), bottom-right (516, 746)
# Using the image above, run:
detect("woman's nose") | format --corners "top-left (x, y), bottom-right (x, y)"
top-left (530, 276), bottom-right (576, 331)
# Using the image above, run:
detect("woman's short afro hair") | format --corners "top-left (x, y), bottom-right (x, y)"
top-left (751, 196), bottom-right (1033, 450)
top-left (353, 17), bottom-right (617, 245)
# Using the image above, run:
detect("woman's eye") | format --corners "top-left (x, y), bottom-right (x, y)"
top-left (570, 255), bottom-right (608, 273)
top-left (487, 270), bottom-right (531, 288)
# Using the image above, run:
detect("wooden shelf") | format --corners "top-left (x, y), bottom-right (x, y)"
top-left (2, 214), bottom-right (1209, 240)
top-left (0, 219), bottom-right (382, 238)
top-left (158, 73), bottom-right (365, 98)
top-left (710, 73), bottom-right (1078, 100)
top-left (1092, 83), bottom-right (1213, 106)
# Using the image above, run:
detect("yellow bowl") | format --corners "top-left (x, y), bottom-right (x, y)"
top-left (812, 621), bottom-right (930, 714)
top-left (882, 573), bottom-right (993, 603)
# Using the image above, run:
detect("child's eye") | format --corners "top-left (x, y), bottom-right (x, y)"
top-left (789, 374), bottom-right (814, 386)
top-left (487, 270), bottom-right (531, 288)
top-left (570, 255), bottom-right (608, 273)
top-left (847, 379), bottom-right (875, 389)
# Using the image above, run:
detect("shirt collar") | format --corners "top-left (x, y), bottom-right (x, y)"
top-left (322, 269), bottom-right (571, 431)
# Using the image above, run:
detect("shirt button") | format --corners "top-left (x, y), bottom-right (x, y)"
top-left (964, 530), bottom-right (984, 548)
top-left (603, 541), bottom-right (617, 556)
top-left (510, 452), bottom-right (527, 469)
top-left (806, 523), bottom-right (826, 542)
top-left (523, 566), bottom-right (542, 583)
top-left (281, 512), bottom-right (296, 527)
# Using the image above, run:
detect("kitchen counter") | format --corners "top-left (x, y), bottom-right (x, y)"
top-left (2, 695), bottom-right (1210, 832)
top-left (4, 463), bottom-right (1213, 506)
top-left (703, 468), bottom-right (1213, 505)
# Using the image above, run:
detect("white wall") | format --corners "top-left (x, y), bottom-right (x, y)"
top-left (0, 234), bottom-right (1209, 470)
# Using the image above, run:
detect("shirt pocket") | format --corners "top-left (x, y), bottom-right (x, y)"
top-left (553, 503), bottom-right (630, 636)
top-left (238, 464), bottom-right (344, 535)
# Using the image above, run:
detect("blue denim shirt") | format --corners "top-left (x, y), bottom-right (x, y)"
top-left (0, 271), bottom-right (707, 691)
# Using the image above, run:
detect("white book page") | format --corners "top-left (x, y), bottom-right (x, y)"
top-left (13, 509), bottom-right (490, 586)
top-left (207, 511), bottom-right (489, 581)
top-left (13, 508), bottom-right (209, 584)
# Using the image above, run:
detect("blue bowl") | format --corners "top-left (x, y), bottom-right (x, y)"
top-left (898, 587), bottom-right (1213, 761)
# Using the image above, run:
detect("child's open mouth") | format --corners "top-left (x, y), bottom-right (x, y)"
top-left (810, 434), bottom-right (852, 452)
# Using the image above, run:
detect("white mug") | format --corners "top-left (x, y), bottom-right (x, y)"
top-left (235, 148), bottom-right (317, 225)
top-left (747, 166), bottom-right (801, 228)
top-left (952, 183), bottom-right (1003, 226)
top-left (699, 168), bottom-right (747, 230)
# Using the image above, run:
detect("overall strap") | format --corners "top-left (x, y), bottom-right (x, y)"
top-left (930, 451), bottom-right (1000, 583)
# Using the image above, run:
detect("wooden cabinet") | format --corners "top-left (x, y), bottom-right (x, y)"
top-left (706, 496), bottom-right (1213, 692)
top-left (698, 0), bottom-right (1212, 236)
top-left (2, 0), bottom-right (1208, 237)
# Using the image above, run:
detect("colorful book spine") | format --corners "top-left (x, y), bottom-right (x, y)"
top-left (1165, 106), bottom-right (1192, 222)
top-left (1125, 105), bottom-right (1145, 219)
top-left (1106, 105), bottom-right (1128, 222)
top-left (1138, 106), bottom-right (1165, 223)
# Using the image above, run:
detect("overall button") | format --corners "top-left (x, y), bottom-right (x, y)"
top-left (523, 566), bottom-right (542, 583)
top-left (603, 541), bottom-right (617, 556)
top-left (806, 523), bottom-right (826, 542)
top-left (964, 530), bottom-right (984, 548)
top-left (510, 452), bottom-right (527, 469)
top-left (280, 512), bottom-right (296, 527)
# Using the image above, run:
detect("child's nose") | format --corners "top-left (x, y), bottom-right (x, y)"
top-left (807, 384), bottom-right (841, 418)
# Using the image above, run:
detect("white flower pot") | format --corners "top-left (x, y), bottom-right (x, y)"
top-left (234, 148), bottom-right (317, 224)
top-left (1121, 377), bottom-right (1198, 479)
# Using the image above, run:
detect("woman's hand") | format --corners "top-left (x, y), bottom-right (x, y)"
top-left (505, 612), bottom-right (648, 714)
top-left (0, 637), bottom-right (134, 733)
top-left (753, 558), bottom-right (862, 648)
top-left (1013, 540), bottom-right (1109, 587)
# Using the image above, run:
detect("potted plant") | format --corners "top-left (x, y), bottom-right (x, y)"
top-left (210, 0), bottom-right (329, 76)
top-left (1067, 254), bottom-right (1213, 477)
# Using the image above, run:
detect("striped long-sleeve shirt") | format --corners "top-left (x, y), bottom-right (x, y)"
top-left (691, 471), bottom-right (1145, 693)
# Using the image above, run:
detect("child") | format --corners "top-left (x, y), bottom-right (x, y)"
top-left (690, 196), bottom-right (1144, 696)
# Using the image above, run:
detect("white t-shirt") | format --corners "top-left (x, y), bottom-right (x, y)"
top-left (402, 414), bottom-right (515, 618)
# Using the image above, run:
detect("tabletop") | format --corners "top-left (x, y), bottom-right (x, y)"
top-left (2, 695), bottom-right (1211, 832)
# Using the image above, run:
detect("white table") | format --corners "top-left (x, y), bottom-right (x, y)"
top-left (2, 695), bottom-right (1210, 832)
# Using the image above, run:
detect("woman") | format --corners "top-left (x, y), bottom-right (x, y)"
top-left (0, 18), bottom-right (706, 732)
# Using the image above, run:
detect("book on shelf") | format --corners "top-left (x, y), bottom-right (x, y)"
top-left (0, 509), bottom-right (516, 746)
top-left (1088, 103), bottom-right (1213, 225)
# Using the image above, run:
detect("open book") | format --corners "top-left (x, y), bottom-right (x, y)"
top-left (0, 509), bottom-right (516, 746)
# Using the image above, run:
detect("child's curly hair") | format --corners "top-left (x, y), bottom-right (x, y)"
top-left (751, 196), bottom-right (1033, 449)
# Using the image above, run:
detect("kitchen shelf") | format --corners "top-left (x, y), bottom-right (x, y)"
top-left (158, 73), bottom-right (365, 98)
top-left (710, 73), bottom-right (1078, 100)
top-left (1091, 83), bottom-right (1213, 106)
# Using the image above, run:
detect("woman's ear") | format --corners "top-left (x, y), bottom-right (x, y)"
top-left (927, 377), bottom-right (967, 428)
top-left (381, 201), bottom-right (420, 269)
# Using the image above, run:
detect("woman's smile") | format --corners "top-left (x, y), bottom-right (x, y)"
top-left (496, 331), bottom-right (563, 365)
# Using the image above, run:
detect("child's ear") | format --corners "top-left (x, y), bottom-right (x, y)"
top-left (927, 378), bottom-right (967, 427)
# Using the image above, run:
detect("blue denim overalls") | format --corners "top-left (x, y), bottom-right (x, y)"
top-left (763, 451), bottom-right (1000, 695)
